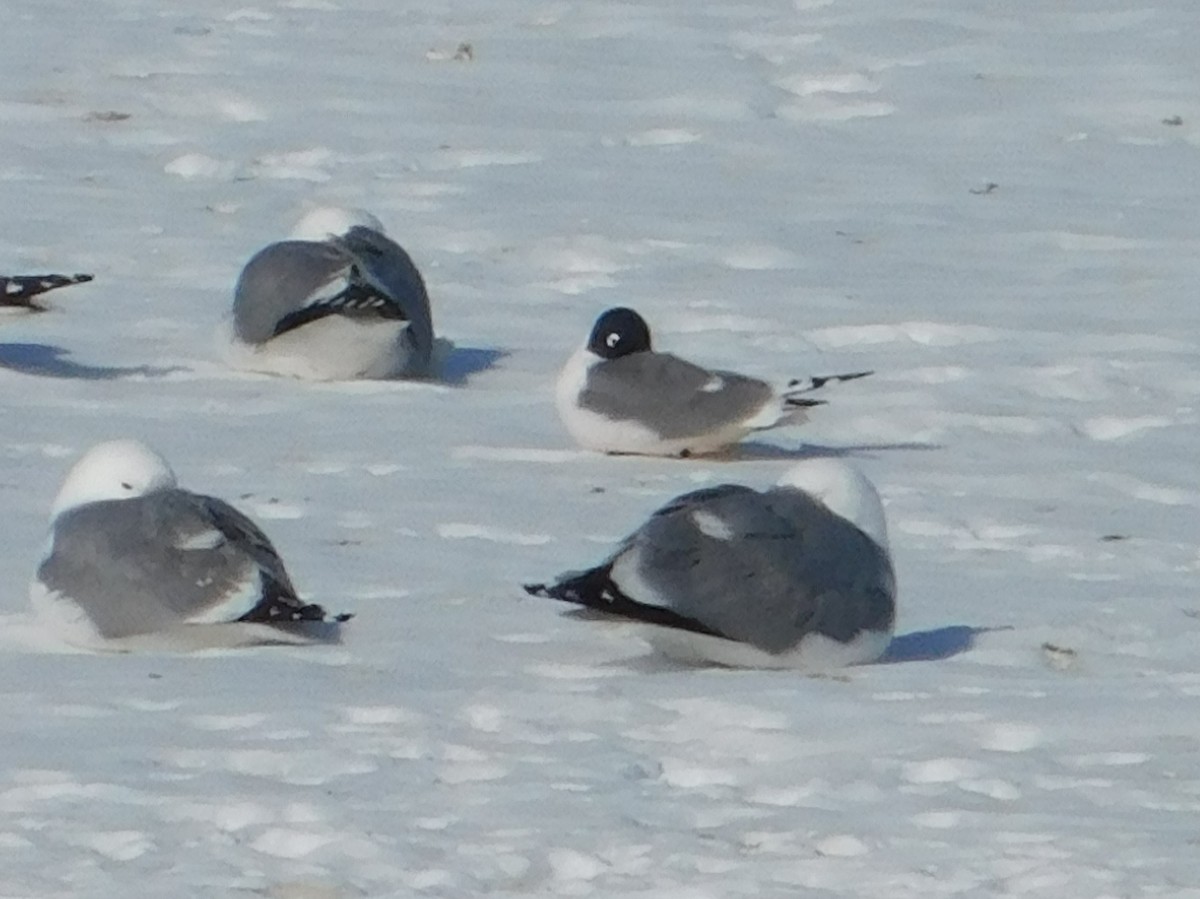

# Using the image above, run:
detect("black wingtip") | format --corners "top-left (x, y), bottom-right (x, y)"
top-left (1, 273), bottom-right (95, 307)
top-left (272, 280), bottom-right (408, 337)
top-left (786, 370), bottom-right (874, 392)
top-left (239, 595), bottom-right (351, 625)
top-left (523, 568), bottom-right (723, 639)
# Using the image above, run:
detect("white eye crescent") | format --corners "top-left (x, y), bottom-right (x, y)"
top-left (606, 332), bottom-right (620, 348)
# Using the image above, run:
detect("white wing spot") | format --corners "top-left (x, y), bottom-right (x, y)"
top-left (176, 529), bottom-right (225, 551)
top-left (692, 510), bottom-right (735, 541)
top-left (700, 375), bottom-right (725, 393)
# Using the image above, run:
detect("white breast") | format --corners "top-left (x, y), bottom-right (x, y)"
top-left (222, 316), bottom-right (414, 380)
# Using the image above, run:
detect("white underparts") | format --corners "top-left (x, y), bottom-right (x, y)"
top-left (555, 349), bottom-right (798, 456)
top-left (221, 316), bottom-right (417, 381)
top-left (643, 625), bottom-right (894, 670)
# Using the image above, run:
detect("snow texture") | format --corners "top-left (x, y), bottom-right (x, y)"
top-left (2, 0), bottom-right (1199, 895)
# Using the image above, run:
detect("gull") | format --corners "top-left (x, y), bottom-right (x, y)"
top-left (31, 439), bottom-right (351, 651)
top-left (556, 306), bottom-right (871, 456)
top-left (525, 458), bottom-right (895, 669)
top-left (226, 207), bottom-right (434, 380)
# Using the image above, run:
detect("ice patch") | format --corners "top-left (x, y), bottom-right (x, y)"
top-left (669, 313), bottom-right (771, 334)
top-left (911, 810), bottom-right (962, 829)
top-left (429, 148), bottom-right (542, 170)
top-left (189, 713), bottom-right (269, 731)
top-left (625, 128), bottom-right (701, 146)
top-left (226, 7), bottom-right (272, 21)
top-left (777, 98), bottom-right (897, 122)
top-left (165, 800), bottom-right (274, 832)
top-left (164, 153), bottom-right (235, 180)
top-left (814, 834), bottom-right (870, 857)
top-left (251, 829), bottom-right (338, 859)
top-left (901, 758), bottom-right (985, 785)
top-left (548, 848), bottom-right (607, 882)
top-left (960, 778), bottom-right (1021, 801)
top-left (1044, 232), bottom-right (1149, 252)
top-left (540, 273), bottom-right (618, 294)
top-left (250, 148), bottom-right (335, 182)
top-left (775, 72), bottom-right (880, 97)
top-left (659, 758), bottom-right (738, 789)
top-left (893, 366), bottom-right (970, 384)
top-left (980, 723), bottom-right (1042, 753)
top-left (1078, 416), bottom-right (1171, 441)
top-left (437, 523), bottom-right (552, 545)
top-left (1088, 473), bottom-right (1196, 506)
top-left (527, 662), bottom-right (622, 680)
top-left (167, 749), bottom-right (376, 784)
top-left (1069, 752), bottom-right (1150, 767)
top-left (809, 321), bottom-right (1001, 348)
top-left (463, 705), bottom-right (506, 733)
top-left (452, 446), bottom-right (587, 464)
top-left (82, 830), bottom-right (155, 861)
top-left (342, 706), bottom-right (420, 727)
top-left (721, 245), bottom-right (800, 270)
top-left (436, 762), bottom-right (509, 784)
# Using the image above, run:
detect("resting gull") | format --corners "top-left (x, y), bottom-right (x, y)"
top-left (225, 207), bottom-right (434, 380)
top-left (31, 439), bottom-right (351, 650)
top-left (525, 457), bottom-right (895, 669)
top-left (556, 306), bottom-right (870, 456)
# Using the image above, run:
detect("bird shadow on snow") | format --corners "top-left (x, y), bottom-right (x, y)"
top-left (732, 439), bottom-right (944, 461)
top-left (876, 625), bottom-right (1008, 664)
top-left (434, 343), bottom-right (509, 387)
top-left (0, 343), bottom-right (185, 380)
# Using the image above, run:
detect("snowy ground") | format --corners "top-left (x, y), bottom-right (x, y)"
top-left (3, 0), bottom-right (1199, 895)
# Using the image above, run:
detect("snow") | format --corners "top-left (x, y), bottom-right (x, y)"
top-left (2, 0), bottom-right (1199, 895)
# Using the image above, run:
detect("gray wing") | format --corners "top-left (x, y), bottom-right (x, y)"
top-left (232, 240), bottom-right (354, 344)
top-left (37, 490), bottom-right (328, 640)
top-left (622, 486), bottom-right (896, 653)
top-left (336, 226), bottom-right (433, 367)
top-left (579, 352), bottom-right (774, 439)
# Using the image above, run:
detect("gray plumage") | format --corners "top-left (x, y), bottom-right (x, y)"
top-left (527, 481), bottom-right (895, 656)
top-left (38, 489), bottom-right (332, 640)
top-left (579, 353), bottom-right (775, 440)
top-left (232, 226), bottom-right (433, 374)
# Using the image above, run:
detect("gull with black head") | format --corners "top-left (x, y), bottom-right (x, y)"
top-left (556, 306), bottom-right (870, 457)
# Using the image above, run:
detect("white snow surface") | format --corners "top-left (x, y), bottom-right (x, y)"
top-left (2, 0), bottom-right (1199, 895)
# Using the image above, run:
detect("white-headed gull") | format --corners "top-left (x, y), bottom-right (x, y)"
top-left (31, 439), bottom-right (351, 651)
top-left (525, 458), bottom-right (895, 669)
top-left (226, 207), bottom-right (434, 380)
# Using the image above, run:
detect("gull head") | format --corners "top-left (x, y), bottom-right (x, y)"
top-left (777, 458), bottom-right (889, 551)
top-left (51, 439), bottom-right (178, 518)
top-left (586, 306), bottom-right (653, 360)
top-left (291, 206), bottom-right (387, 242)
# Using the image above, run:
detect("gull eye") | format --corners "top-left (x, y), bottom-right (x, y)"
top-left (121, 481), bottom-right (133, 490)
top-left (605, 332), bottom-right (620, 348)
